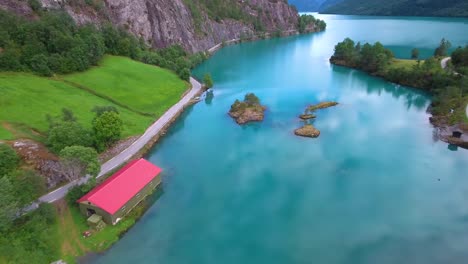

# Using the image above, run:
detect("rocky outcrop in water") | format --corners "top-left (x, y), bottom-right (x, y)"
top-left (2, 0), bottom-right (311, 53)
top-left (294, 101), bottom-right (339, 138)
top-left (294, 124), bottom-right (320, 138)
top-left (229, 93), bottom-right (266, 125)
top-left (299, 114), bottom-right (317, 120)
top-left (308, 101), bottom-right (339, 111)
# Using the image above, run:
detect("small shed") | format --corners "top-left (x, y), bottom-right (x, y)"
top-left (77, 158), bottom-right (162, 225)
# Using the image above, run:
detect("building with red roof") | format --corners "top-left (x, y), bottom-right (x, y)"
top-left (77, 158), bottom-right (162, 225)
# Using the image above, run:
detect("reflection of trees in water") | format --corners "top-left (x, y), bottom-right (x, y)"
top-left (333, 66), bottom-right (430, 111)
top-left (205, 90), bottom-right (214, 105)
top-left (370, 83), bottom-right (430, 111)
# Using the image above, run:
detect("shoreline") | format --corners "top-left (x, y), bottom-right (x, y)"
top-left (40, 28), bottom-right (328, 263)
top-left (31, 27), bottom-right (327, 209)
top-left (26, 77), bottom-right (203, 212)
top-left (330, 59), bottom-right (468, 149)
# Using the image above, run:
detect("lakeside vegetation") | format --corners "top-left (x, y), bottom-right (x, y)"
top-left (0, 9), bottom-right (206, 80)
top-left (0, 143), bottom-right (56, 263)
top-left (330, 38), bottom-right (468, 126)
top-left (298, 14), bottom-right (327, 33)
top-left (323, 0), bottom-right (468, 17)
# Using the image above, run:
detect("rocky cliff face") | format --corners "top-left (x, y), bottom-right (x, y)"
top-left (1, 0), bottom-right (301, 53)
top-left (104, 0), bottom-right (300, 52)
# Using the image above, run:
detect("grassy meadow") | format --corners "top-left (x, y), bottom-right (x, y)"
top-left (0, 56), bottom-right (188, 141)
top-left (63, 56), bottom-right (189, 117)
top-left (388, 58), bottom-right (420, 70)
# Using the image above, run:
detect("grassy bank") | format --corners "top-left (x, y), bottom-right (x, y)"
top-left (56, 185), bottom-right (163, 263)
top-left (63, 56), bottom-right (189, 117)
top-left (56, 200), bottom-right (140, 263)
top-left (0, 56), bottom-right (188, 141)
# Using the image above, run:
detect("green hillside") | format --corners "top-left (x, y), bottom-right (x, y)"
top-left (322, 0), bottom-right (468, 17)
top-left (0, 56), bottom-right (188, 141)
top-left (63, 56), bottom-right (189, 118)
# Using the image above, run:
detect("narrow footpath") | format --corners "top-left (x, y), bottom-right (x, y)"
top-left (25, 77), bottom-right (202, 211)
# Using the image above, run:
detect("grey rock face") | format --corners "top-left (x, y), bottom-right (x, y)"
top-left (15, 0), bottom-right (299, 52)
top-left (104, 0), bottom-right (299, 52)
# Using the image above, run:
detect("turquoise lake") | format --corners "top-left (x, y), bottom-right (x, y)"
top-left (90, 14), bottom-right (468, 264)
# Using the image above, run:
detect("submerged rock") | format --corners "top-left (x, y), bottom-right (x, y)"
top-left (229, 93), bottom-right (266, 125)
top-left (294, 124), bottom-right (320, 138)
top-left (299, 114), bottom-right (316, 120)
top-left (308, 101), bottom-right (339, 111)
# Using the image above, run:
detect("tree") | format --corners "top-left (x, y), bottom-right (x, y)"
top-left (0, 144), bottom-right (19, 176)
top-left (92, 111), bottom-right (123, 151)
top-left (332, 38), bottom-right (356, 62)
top-left (59, 146), bottom-right (100, 181)
top-left (12, 170), bottom-right (46, 206)
top-left (177, 68), bottom-right (191, 81)
top-left (434, 38), bottom-right (452, 57)
top-left (61, 108), bottom-right (77, 122)
top-left (0, 177), bottom-right (18, 232)
top-left (204, 73), bottom-right (214, 89)
top-left (29, 54), bottom-right (52, 76)
top-left (47, 122), bottom-right (93, 153)
top-left (411, 48), bottom-right (420, 59)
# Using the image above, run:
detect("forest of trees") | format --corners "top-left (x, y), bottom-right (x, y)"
top-left (330, 38), bottom-right (394, 74)
top-left (0, 9), bottom-right (207, 80)
top-left (451, 45), bottom-right (468, 75)
top-left (323, 0), bottom-right (468, 17)
top-left (298, 14), bottom-right (327, 33)
top-left (330, 38), bottom-right (468, 125)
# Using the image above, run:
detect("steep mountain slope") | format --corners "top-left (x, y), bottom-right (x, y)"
top-left (318, 0), bottom-right (344, 11)
top-left (288, 0), bottom-right (327, 11)
top-left (0, 0), bottom-right (304, 52)
top-left (321, 0), bottom-right (468, 17)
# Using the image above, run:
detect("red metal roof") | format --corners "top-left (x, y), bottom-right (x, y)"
top-left (77, 158), bottom-right (162, 215)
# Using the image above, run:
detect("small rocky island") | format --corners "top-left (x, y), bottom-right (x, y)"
top-left (294, 124), bottom-right (320, 138)
top-left (229, 93), bottom-right (266, 125)
top-left (308, 101), bottom-right (339, 111)
top-left (295, 101), bottom-right (339, 138)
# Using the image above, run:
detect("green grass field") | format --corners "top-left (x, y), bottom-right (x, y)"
top-left (388, 58), bottom-right (420, 70)
top-left (0, 56), bottom-right (188, 141)
top-left (63, 56), bottom-right (189, 117)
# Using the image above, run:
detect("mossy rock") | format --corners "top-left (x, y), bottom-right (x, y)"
top-left (294, 124), bottom-right (320, 138)
top-left (299, 114), bottom-right (316, 120)
top-left (229, 93), bottom-right (266, 125)
top-left (308, 101), bottom-right (339, 111)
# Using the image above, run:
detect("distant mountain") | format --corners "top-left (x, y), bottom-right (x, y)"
top-left (318, 0), bottom-right (344, 11)
top-left (321, 0), bottom-right (468, 17)
top-left (288, 0), bottom-right (327, 11)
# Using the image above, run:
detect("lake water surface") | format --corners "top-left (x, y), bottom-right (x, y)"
top-left (90, 14), bottom-right (468, 264)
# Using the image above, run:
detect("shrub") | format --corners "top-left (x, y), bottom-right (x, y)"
top-left (92, 111), bottom-right (123, 151)
top-left (0, 144), bottom-right (19, 176)
top-left (12, 170), bottom-right (46, 206)
top-left (28, 0), bottom-right (42, 12)
top-left (177, 67), bottom-right (191, 81)
top-left (47, 122), bottom-right (94, 153)
top-left (204, 73), bottom-right (214, 88)
top-left (60, 146), bottom-right (100, 181)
